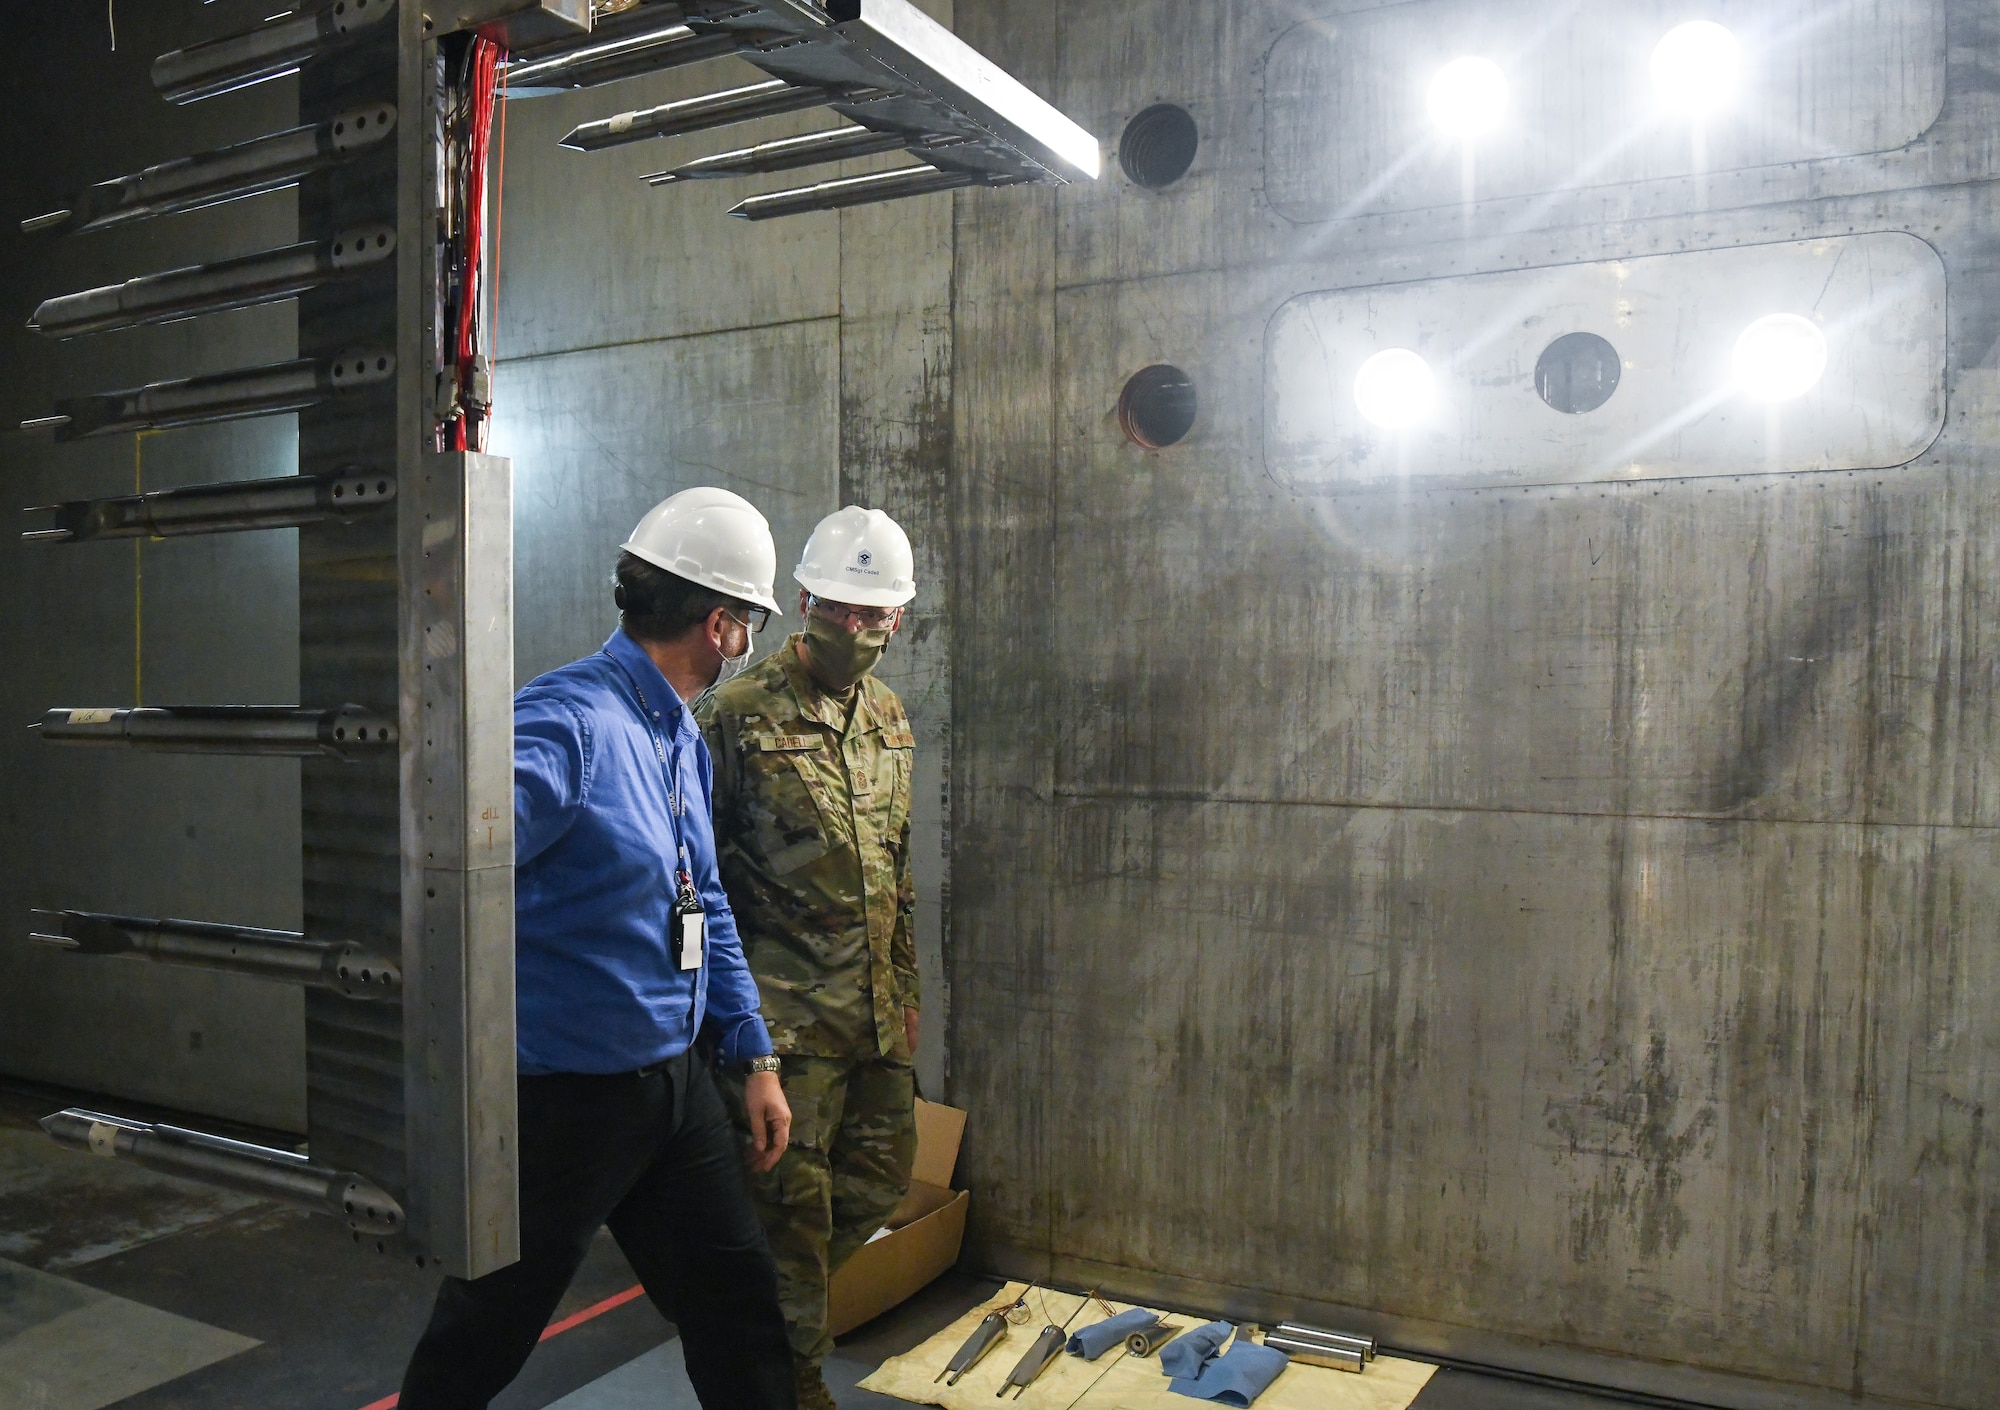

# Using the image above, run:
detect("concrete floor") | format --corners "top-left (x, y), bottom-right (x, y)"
top-left (0, 1081), bottom-right (1646, 1410)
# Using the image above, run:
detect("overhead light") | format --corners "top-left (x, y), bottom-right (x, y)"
top-left (1731, 314), bottom-right (1827, 402)
top-left (1426, 57), bottom-right (1509, 142)
top-left (1651, 21), bottom-right (1741, 118)
top-left (1353, 349), bottom-right (1437, 429)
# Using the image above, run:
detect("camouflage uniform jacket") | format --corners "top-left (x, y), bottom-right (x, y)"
top-left (699, 636), bottom-right (917, 1059)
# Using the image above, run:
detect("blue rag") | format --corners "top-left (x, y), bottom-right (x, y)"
top-left (1158, 1321), bottom-right (1234, 1379)
top-left (1170, 1340), bottom-right (1292, 1407)
top-left (1067, 1307), bottom-right (1159, 1359)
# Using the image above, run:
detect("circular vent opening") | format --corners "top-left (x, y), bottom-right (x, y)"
top-left (1119, 104), bottom-right (1199, 189)
top-left (1118, 365), bottom-right (1198, 449)
top-left (1535, 332), bottom-right (1622, 414)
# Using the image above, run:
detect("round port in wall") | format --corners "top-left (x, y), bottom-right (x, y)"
top-left (1535, 332), bottom-right (1622, 414)
top-left (1120, 104), bottom-right (1199, 189)
top-left (1119, 365), bottom-right (1198, 448)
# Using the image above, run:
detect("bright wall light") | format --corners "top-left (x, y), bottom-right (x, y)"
top-left (1426, 57), bottom-right (1509, 141)
top-left (1731, 314), bottom-right (1827, 402)
top-left (1353, 349), bottom-right (1437, 429)
top-left (1651, 21), bottom-right (1741, 118)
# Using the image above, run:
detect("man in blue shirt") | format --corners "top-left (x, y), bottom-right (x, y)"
top-left (398, 488), bottom-right (797, 1410)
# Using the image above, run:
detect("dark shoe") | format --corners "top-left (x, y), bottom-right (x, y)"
top-left (793, 1355), bottom-right (838, 1410)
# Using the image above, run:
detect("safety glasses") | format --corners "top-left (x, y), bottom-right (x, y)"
top-left (806, 595), bottom-right (901, 630)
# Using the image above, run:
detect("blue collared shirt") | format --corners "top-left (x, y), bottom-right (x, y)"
top-left (512, 629), bottom-right (773, 1075)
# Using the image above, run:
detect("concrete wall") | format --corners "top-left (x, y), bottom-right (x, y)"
top-left (4, 3), bottom-right (1996, 1406)
top-left (946, 2), bottom-right (1997, 1408)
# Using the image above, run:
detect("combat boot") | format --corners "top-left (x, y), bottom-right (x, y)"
top-left (793, 1354), bottom-right (839, 1410)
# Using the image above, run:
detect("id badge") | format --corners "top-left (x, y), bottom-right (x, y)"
top-left (675, 902), bottom-right (705, 971)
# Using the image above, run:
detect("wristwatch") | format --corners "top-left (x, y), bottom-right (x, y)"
top-left (743, 1054), bottom-right (782, 1075)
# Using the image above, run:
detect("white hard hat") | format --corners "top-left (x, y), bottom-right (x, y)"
top-left (622, 487), bottom-right (782, 615)
top-left (794, 506), bottom-right (916, 608)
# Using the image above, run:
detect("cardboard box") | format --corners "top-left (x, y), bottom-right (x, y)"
top-left (828, 1098), bottom-right (969, 1337)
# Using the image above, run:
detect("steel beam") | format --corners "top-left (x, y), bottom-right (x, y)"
top-left (438, 0), bottom-right (592, 48)
top-left (399, 449), bottom-right (519, 1281)
top-left (828, 0), bottom-right (1098, 180)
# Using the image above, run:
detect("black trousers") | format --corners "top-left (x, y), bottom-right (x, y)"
top-left (398, 1052), bottom-right (797, 1410)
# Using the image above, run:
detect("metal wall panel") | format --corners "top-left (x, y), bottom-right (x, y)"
top-left (1265, 0), bottom-right (1948, 222)
top-left (1039, 801), bottom-right (1996, 1406)
top-left (839, 179), bottom-right (957, 1094)
top-left (485, 60), bottom-right (840, 361)
top-left (489, 321), bottom-right (840, 684)
top-left (948, 1), bottom-right (2000, 1407)
top-left (0, 5), bottom-right (307, 1130)
top-left (1265, 234), bottom-right (1947, 489)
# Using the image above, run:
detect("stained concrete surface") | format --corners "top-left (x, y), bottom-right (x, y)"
top-left (946, 3), bottom-right (2000, 1407)
top-left (0, 1123), bottom-right (261, 1274)
top-left (0, 1258), bottom-right (259, 1410)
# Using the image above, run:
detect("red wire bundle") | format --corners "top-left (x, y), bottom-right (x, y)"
top-left (454, 36), bottom-right (503, 451)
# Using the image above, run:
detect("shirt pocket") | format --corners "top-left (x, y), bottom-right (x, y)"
top-left (880, 726), bottom-right (915, 842)
top-left (746, 732), bottom-right (833, 874)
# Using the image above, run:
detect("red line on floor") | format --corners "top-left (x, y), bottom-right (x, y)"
top-left (355, 1284), bottom-right (647, 1410)
top-left (540, 1283), bottom-right (647, 1341)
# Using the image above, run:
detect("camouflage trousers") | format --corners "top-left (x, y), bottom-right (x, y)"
top-left (721, 1054), bottom-right (916, 1362)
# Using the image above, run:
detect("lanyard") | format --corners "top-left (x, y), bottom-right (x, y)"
top-left (604, 651), bottom-right (696, 895)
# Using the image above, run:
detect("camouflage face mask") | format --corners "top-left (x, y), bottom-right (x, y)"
top-left (803, 614), bottom-right (891, 691)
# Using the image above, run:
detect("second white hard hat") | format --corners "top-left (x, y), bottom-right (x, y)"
top-left (795, 506), bottom-right (916, 608)
top-left (622, 486), bottom-right (782, 615)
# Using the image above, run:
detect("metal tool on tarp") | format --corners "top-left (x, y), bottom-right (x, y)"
top-left (1125, 1317), bottom-right (1181, 1356)
top-left (1265, 1322), bottom-right (1376, 1373)
top-left (997, 1290), bottom-right (1093, 1399)
top-left (937, 1284), bottom-right (1033, 1385)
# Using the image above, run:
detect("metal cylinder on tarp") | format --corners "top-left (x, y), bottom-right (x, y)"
top-left (1265, 1324), bottom-right (1370, 1372)
top-left (1126, 1320), bottom-right (1180, 1356)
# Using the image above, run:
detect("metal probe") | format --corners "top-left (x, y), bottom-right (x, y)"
top-left (997, 1290), bottom-right (1093, 1398)
top-left (938, 1284), bottom-right (1032, 1384)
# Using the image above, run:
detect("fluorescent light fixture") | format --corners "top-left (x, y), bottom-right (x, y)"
top-left (841, 0), bottom-right (1100, 180)
top-left (1426, 56), bottom-right (1508, 141)
top-left (1353, 349), bottom-right (1437, 429)
top-left (1731, 314), bottom-right (1826, 401)
top-left (1651, 21), bottom-right (1741, 118)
